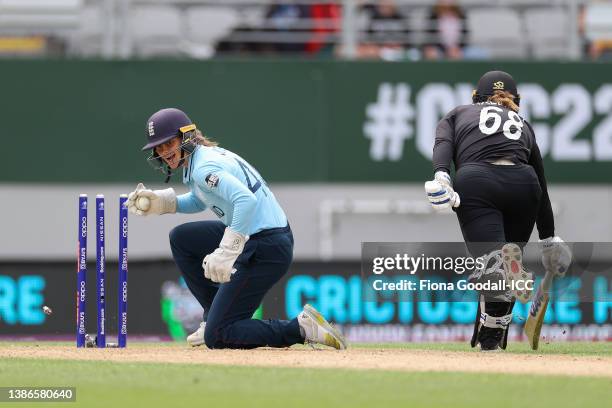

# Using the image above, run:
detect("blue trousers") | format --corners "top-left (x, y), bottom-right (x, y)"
top-left (169, 221), bottom-right (303, 349)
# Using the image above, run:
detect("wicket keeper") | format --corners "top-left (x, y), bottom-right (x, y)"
top-left (127, 108), bottom-right (347, 350)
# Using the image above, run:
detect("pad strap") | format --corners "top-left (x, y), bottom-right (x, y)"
top-left (480, 311), bottom-right (513, 329)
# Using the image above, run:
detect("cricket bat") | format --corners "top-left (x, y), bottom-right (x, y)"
top-left (524, 269), bottom-right (554, 350)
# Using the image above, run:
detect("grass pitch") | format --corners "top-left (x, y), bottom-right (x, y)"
top-left (360, 341), bottom-right (612, 355)
top-left (0, 342), bottom-right (610, 408)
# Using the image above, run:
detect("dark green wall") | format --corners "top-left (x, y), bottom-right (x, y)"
top-left (3, 60), bottom-right (611, 183)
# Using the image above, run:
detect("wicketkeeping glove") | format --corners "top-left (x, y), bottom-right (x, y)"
top-left (203, 228), bottom-right (249, 283)
top-left (539, 236), bottom-right (572, 277)
top-left (126, 183), bottom-right (177, 216)
top-left (424, 171), bottom-right (460, 211)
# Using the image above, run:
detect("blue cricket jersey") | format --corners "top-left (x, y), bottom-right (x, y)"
top-left (175, 145), bottom-right (288, 236)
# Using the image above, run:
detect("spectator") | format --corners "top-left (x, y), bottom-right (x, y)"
top-left (423, 0), bottom-right (467, 60)
top-left (262, 2), bottom-right (311, 54)
top-left (306, 3), bottom-right (341, 55)
top-left (358, 0), bottom-right (409, 60)
top-left (217, 2), bottom-right (338, 57)
top-left (581, 1), bottom-right (612, 61)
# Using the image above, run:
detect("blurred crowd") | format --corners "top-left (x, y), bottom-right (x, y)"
top-left (218, 0), bottom-right (469, 61)
top-left (216, 0), bottom-right (612, 61)
top-left (0, 0), bottom-right (611, 61)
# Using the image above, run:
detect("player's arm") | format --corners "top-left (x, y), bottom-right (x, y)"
top-left (426, 111), bottom-right (460, 210)
top-left (176, 191), bottom-right (207, 214)
top-left (193, 167), bottom-right (257, 283)
top-left (526, 123), bottom-right (571, 277)
top-left (432, 112), bottom-right (455, 174)
top-left (526, 124), bottom-right (554, 239)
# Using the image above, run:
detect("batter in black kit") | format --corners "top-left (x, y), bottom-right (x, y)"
top-left (425, 70), bottom-right (567, 351)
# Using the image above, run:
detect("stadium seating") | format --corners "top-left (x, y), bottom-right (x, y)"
top-left (583, 3), bottom-right (612, 60)
top-left (467, 8), bottom-right (527, 59)
top-left (129, 5), bottom-right (184, 58)
top-left (0, 0), bottom-right (80, 13)
top-left (584, 3), bottom-right (612, 41)
top-left (403, 7), bottom-right (430, 49)
top-left (0, 0), bottom-right (595, 60)
top-left (184, 6), bottom-right (241, 59)
top-left (69, 4), bottom-right (105, 57)
top-left (524, 8), bottom-right (570, 60)
top-left (0, 0), bottom-right (82, 33)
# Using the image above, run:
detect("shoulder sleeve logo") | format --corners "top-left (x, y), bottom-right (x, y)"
top-left (205, 173), bottom-right (219, 188)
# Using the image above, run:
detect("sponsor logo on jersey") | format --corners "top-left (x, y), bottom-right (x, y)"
top-left (205, 173), bottom-right (219, 188)
top-left (211, 206), bottom-right (224, 218)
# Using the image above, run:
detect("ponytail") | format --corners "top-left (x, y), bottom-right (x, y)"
top-left (193, 129), bottom-right (218, 147)
top-left (488, 90), bottom-right (519, 112)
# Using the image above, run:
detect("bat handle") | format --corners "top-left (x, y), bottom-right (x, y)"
top-left (540, 270), bottom-right (555, 294)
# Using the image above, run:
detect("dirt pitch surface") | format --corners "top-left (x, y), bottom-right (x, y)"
top-left (2, 345), bottom-right (611, 378)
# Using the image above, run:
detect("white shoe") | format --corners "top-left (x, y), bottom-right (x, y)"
top-left (186, 322), bottom-right (206, 347)
top-left (298, 304), bottom-right (347, 350)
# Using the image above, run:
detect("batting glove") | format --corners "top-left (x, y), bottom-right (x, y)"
top-left (424, 171), bottom-right (460, 211)
top-left (203, 228), bottom-right (249, 283)
top-left (127, 183), bottom-right (176, 216)
top-left (539, 236), bottom-right (572, 277)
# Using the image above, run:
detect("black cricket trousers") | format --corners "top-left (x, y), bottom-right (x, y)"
top-left (453, 162), bottom-right (543, 257)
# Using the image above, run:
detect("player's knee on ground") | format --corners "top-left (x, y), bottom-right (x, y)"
top-left (204, 323), bottom-right (223, 349)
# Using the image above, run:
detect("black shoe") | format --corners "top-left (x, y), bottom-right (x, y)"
top-left (478, 327), bottom-right (503, 351)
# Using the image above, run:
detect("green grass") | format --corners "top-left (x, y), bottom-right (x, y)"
top-left (0, 358), bottom-right (610, 408)
top-left (2, 341), bottom-right (610, 356)
top-left (353, 341), bottom-right (612, 356)
top-left (0, 342), bottom-right (610, 407)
